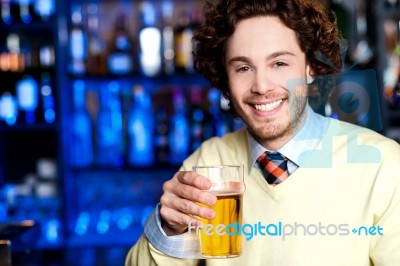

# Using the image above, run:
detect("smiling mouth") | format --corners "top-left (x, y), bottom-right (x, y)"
top-left (254, 99), bottom-right (284, 112)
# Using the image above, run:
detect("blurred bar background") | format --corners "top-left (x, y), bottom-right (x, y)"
top-left (0, 0), bottom-right (399, 265)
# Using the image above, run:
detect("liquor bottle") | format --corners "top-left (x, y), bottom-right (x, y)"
top-left (1, 0), bottom-right (13, 25)
top-left (96, 81), bottom-right (124, 167)
top-left (39, 72), bottom-right (55, 123)
top-left (39, 44), bottom-right (55, 68)
top-left (127, 85), bottom-right (154, 166)
top-left (6, 33), bottom-right (24, 72)
top-left (43, 216), bottom-right (61, 243)
top-left (19, 0), bottom-right (32, 24)
top-left (75, 211), bottom-right (90, 235)
top-left (107, 12), bottom-right (133, 75)
top-left (86, 2), bottom-right (106, 76)
top-left (96, 209), bottom-right (111, 234)
top-left (174, 9), bottom-right (194, 74)
top-left (16, 75), bottom-right (38, 124)
top-left (168, 88), bottom-right (189, 164)
top-left (69, 4), bottom-right (87, 76)
top-left (161, 0), bottom-right (174, 75)
top-left (188, 87), bottom-right (205, 152)
top-left (139, 1), bottom-right (161, 77)
top-left (154, 106), bottom-right (169, 163)
top-left (0, 51), bottom-right (9, 72)
top-left (33, 0), bottom-right (55, 21)
top-left (70, 80), bottom-right (93, 167)
top-left (207, 87), bottom-right (231, 137)
top-left (0, 92), bottom-right (18, 126)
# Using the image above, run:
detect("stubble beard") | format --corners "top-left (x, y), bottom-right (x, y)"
top-left (232, 96), bottom-right (308, 147)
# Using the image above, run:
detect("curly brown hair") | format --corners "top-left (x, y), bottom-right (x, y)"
top-left (193, 0), bottom-right (343, 110)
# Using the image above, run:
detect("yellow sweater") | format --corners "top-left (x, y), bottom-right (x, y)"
top-left (126, 119), bottom-right (400, 266)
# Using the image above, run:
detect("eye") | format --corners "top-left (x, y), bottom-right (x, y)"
top-left (273, 61), bottom-right (288, 68)
top-left (236, 66), bottom-right (251, 73)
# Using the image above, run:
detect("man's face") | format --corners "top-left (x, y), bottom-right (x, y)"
top-left (225, 16), bottom-right (312, 150)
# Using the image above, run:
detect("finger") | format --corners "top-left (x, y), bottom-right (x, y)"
top-left (160, 206), bottom-right (201, 230)
top-left (163, 177), bottom-right (216, 205)
top-left (167, 181), bottom-right (216, 206)
top-left (168, 196), bottom-right (216, 220)
top-left (175, 171), bottom-right (212, 190)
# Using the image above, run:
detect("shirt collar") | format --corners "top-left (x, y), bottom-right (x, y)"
top-left (247, 105), bottom-right (330, 171)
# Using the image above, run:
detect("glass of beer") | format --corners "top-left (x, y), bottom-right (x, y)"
top-left (192, 165), bottom-right (245, 258)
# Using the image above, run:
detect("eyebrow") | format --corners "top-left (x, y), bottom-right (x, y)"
top-left (226, 51), bottom-right (296, 65)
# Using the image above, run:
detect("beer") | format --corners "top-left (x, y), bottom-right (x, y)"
top-left (198, 192), bottom-right (243, 258)
top-left (193, 165), bottom-right (245, 258)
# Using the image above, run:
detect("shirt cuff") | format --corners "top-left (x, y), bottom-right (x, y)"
top-left (144, 203), bottom-right (202, 259)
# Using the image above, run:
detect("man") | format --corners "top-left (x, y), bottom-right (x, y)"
top-left (126, 0), bottom-right (400, 265)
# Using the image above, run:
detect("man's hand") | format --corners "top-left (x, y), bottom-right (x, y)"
top-left (159, 171), bottom-right (217, 236)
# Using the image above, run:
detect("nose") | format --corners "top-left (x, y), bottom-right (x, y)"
top-left (251, 69), bottom-right (274, 94)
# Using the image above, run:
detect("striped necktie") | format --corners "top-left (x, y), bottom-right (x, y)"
top-left (257, 151), bottom-right (289, 185)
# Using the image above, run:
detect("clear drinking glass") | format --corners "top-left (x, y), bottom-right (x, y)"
top-left (192, 165), bottom-right (245, 258)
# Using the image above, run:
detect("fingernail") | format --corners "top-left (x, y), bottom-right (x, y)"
top-left (202, 179), bottom-right (211, 189)
top-left (207, 210), bottom-right (215, 219)
top-left (191, 219), bottom-right (201, 227)
top-left (207, 195), bottom-right (216, 205)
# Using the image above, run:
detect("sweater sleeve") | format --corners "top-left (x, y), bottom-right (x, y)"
top-left (124, 205), bottom-right (202, 266)
top-left (125, 234), bottom-right (199, 266)
top-left (369, 140), bottom-right (400, 265)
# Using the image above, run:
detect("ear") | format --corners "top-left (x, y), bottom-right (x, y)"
top-left (306, 64), bottom-right (315, 84)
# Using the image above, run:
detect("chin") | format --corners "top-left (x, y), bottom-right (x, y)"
top-left (249, 122), bottom-right (290, 143)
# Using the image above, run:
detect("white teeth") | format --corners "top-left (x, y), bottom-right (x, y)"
top-left (254, 99), bottom-right (283, 112)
